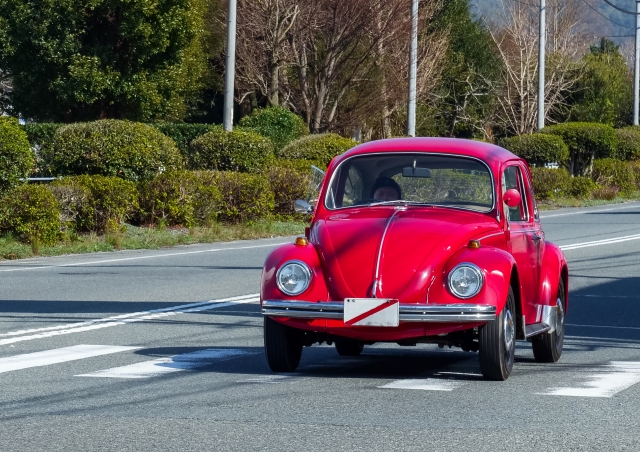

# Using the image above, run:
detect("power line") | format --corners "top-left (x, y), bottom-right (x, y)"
top-left (579, 0), bottom-right (634, 29)
top-left (601, 0), bottom-right (636, 15)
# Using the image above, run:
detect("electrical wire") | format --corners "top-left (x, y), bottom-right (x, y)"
top-left (600, 0), bottom-right (636, 15)
top-left (579, 0), bottom-right (634, 29)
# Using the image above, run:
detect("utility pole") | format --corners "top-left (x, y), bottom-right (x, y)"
top-left (223, 0), bottom-right (237, 132)
top-left (407, 0), bottom-right (418, 137)
top-left (635, 0), bottom-right (640, 126)
top-left (537, 0), bottom-right (546, 130)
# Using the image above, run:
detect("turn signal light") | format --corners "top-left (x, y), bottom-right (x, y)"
top-left (295, 237), bottom-right (309, 246)
top-left (468, 240), bottom-right (481, 249)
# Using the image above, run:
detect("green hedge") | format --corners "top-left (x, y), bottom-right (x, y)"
top-left (44, 120), bottom-right (183, 182)
top-left (592, 158), bottom-right (636, 196)
top-left (50, 175), bottom-right (139, 233)
top-left (568, 176), bottom-right (598, 199)
top-left (149, 123), bottom-right (217, 162)
top-left (267, 166), bottom-right (309, 216)
top-left (0, 117), bottom-right (34, 195)
top-left (279, 134), bottom-right (356, 167)
top-left (614, 128), bottom-right (640, 161)
top-left (530, 167), bottom-right (571, 200)
top-left (499, 134), bottom-right (569, 166)
top-left (239, 106), bottom-right (308, 152)
top-left (188, 127), bottom-right (275, 172)
top-left (21, 123), bottom-right (64, 150)
top-left (0, 184), bottom-right (61, 246)
top-left (540, 122), bottom-right (617, 176)
top-left (195, 171), bottom-right (274, 222)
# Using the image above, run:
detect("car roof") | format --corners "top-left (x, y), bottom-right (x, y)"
top-left (333, 137), bottom-right (521, 171)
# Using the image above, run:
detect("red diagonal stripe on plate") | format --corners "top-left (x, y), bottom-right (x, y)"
top-left (344, 300), bottom-right (398, 326)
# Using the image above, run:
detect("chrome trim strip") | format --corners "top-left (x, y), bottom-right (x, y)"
top-left (261, 300), bottom-right (496, 323)
top-left (541, 304), bottom-right (558, 334)
top-left (525, 322), bottom-right (551, 338)
top-left (373, 209), bottom-right (402, 298)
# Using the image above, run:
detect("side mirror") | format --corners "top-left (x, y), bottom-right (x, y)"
top-left (294, 199), bottom-right (313, 215)
top-left (503, 189), bottom-right (522, 208)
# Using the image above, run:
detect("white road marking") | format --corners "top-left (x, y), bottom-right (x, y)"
top-left (559, 233), bottom-right (640, 251)
top-left (541, 203), bottom-right (640, 218)
top-left (379, 378), bottom-right (464, 391)
top-left (77, 348), bottom-right (251, 379)
top-left (539, 362), bottom-right (640, 398)
top-left (0, 294), bottom-right (259, 346)
top-left (238, 375), bottom-right (296, 384)
top-left (566, 323), bottom-right (640, 331)
top-left (0, 345), bottom-right (139, 374)
top-left (0, 242), bottom-right (288, 273)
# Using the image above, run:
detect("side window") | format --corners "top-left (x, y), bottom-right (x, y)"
top-left (342, 166), bottom-right (363, 207)
top-left (502, 166), bottom-right (528, 222)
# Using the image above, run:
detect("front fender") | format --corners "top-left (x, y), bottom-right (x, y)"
top-left (428, 247), bottom-right (516, 314)
top-left (539, 241), bottom-right (569, 313)
top-left (261, 243), bottom-right (331, 304)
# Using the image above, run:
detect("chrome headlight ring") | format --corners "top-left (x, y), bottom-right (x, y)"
top-left (448, 262), bottom-right (484, 299)
top-left (276, 260), bottom-right (312, 296)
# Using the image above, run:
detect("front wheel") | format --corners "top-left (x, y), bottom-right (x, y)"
top-left (532, 278), bottom-right (566, 363)
top-left (264, 317), bottom-right (303, 372)
top-left (479, 287), bottom-right (516, 381)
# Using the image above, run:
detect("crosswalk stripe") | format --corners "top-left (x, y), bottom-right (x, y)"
top-left (538, 362), bottom-right (640, 398)
top-left (379, 378), bottom-right (464, 391)
top-left (0, 345), bottom-right (140, 374)
top-left (76, 348), bottom-right (253, 379)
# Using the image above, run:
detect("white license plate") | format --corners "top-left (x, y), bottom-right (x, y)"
top-left (344, 298), bottom-right (399, 327)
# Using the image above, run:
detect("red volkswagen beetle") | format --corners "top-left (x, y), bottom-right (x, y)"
top-left (261, 138), bottom-right (568, 380)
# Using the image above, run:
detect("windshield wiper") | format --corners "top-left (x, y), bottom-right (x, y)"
top-left (367, 199), bottom-right (425, 207)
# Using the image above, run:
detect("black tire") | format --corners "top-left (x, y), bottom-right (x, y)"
top-left (264, 316), bottom-right (303, 372)
top-left (532, 278), bottom-right (565, 363)
top-left (335, 340), bottom-right (364, 356)
top-left (479, 287), bottom-right (516, 381)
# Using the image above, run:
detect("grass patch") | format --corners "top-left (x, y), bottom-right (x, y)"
top-left (537, 191), bottom-right (640, 210)
top-left (0, 220), bottom-right (307, 261)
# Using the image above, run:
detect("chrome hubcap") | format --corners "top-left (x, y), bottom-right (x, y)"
top-left (556, 297), bottom-right (565, 331)
top-left (504, 309), bottom-right (515, 352)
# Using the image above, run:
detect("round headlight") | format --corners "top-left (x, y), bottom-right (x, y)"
top-left (448, 263), bottom-right (484, 299)
top-left (276, 260), bottom-right (312, 296)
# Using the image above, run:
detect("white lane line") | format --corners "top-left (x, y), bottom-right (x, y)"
top-left (77, 348), bottom-right (252, 379)
top-left (0, 242), bottom-right (288, 273)
top-left (559, 233), bottom-right (640, 251)
top-left (238, 375), bottom-right (297, 384)
top-left (0, 295), bottom-right (259, 346)
top-left (566, 323), bottom-right (640, 331)
top-left (379, 378), bottom-right (464, 391)
top-left (0, 293), bottom-right (259, 338)
top-left (539, 362), bottom-right (640, 398)
top-left (541, 204), bottom-right (640, 218)
top-left (0, 345), bottom-right (140, 374)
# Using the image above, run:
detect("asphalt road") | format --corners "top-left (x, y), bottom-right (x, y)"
top-left (2, 203), bottom-right (640, 451)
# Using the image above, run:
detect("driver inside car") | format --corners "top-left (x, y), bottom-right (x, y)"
top-left (371, 176), bottom-right (402, 201)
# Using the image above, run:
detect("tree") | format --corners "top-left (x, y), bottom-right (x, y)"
top-left (0, 0), bottom-right (213, 122)
top-left (488, 0), bottom-right (587, 135)
top-left (427, 0), bottom-right (502, 139)
top-left (569, 38), bottom-right (633, 127)
top-left (0, 69), bottom-right (10, 115)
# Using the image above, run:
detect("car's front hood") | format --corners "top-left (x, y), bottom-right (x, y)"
top-left (311, 207), bottom-right (500, 303)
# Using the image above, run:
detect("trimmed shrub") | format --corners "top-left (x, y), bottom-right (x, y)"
top-left (267, 166), bottom-right (310, 216)
top-left (592, 158), bottom-right (636, 196)
top-left (239, 106), bottom-right (308, 152)
top-left (188, 127), bottom-right (275, 173)
top-left (279, 134), bottom-right (356, 167)
top-left (276, 158), bottom-right (328, 173)
top-left (0, 184), bottom-right (61, 246)
top-left (195, 171), bottom-right (274, 222)
top-left (614, 127), bottom-right (640, 161)
top-left (20, 123), bottom-right (65, 176)
top-left (499, 134), bottom-right (569, 167)
top-left (149, 123), bottom-right (217, 162)
top-left (568, 176), bottom-right (597, 199)
top-left (0, 117), bottom-right (34, 195)
top-left (50, 175), bottom-right (139, 233)
top-left (592, 187), bottom-right (619, 200)
top-left (530, 167), bottom-right (571, 200)
top-left (540, 122), bottom-right (617, 176)
top-left (44, 120), bottom-right (183, 182)
top-left (629, 161), bottom-right (640, 189)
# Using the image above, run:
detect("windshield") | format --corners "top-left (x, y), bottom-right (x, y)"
top-left (325, 153), bottom-right (494, 212)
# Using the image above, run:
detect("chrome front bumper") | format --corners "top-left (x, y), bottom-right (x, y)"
top-left (261, 300), bottom-right (496, 323)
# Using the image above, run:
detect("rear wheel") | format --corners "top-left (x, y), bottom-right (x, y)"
top-left (479, 287), bottom-right (516, 381)
top-left (532, 278), bottom-right (565, 363)
top-left (335, 340), bottom-right (364, 356)
top-left (264, 317), bottom-right (303, 372)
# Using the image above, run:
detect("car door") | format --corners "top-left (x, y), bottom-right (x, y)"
top-left (502, 163), bottom-right (541, 323)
